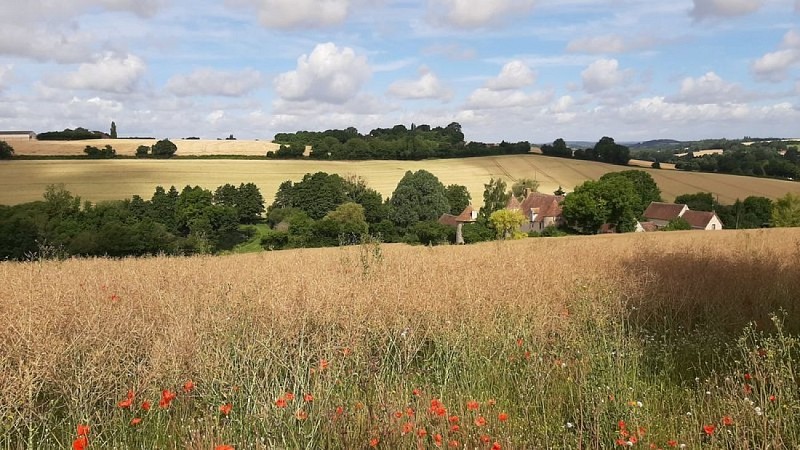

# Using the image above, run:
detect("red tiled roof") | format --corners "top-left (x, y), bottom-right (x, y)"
top-left (454, 205), bottom-right (476, 222)
top-left (681, 210), bottom-right (718, 229)
top-left (518, 192), bottom-right (564, 222)
top-left (643, 202), bottom-right (687, 221)
top-left (639, 221), bottom-right (658, 232)
top-left (506, 195), bottom-right (521, 210)
top-left (437, 214), bottom-right (458, 227)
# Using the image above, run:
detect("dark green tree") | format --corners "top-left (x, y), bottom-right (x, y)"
top-left (110, 121), bottom-right (117, 139)
top-left (269, 172), bottom-right (348, 220)
top-left (561, 177), bottom-right (640, 233)
top-left (0, 140), bottom-right (14, 159)
top-left (445, 184), bottom-right (471, 215)
top-left (600, 170), bottom-right (662, 216)
top-left (135, 145), bottom-right (150, 158)
top-left (389, 170), bottom-right (450, 228)
top-left (479, 178), bottom-right (510, 222)
top-left (594, 136), bottom-right (630, 165)
top-left (675, 192), bottom-right (714, 211)
top-left (511, 178), bottom-right (540, 200)
top-left (663, 217), bottom-right (691, 231)
top-left (151, 139), bottom-right (177, 158)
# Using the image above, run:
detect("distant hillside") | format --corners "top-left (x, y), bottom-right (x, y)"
top-left (628, 139), bottom-right (684, 150)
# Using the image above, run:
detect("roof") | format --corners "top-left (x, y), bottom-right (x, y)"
top-left (437, 213), bottom-right (459, 228)
top-left (454, 205), bottom-right (476, 223)
top-left (639, 221), bottom-right (658, 232)
top-left (643, 202), bottom-right (688, 221)
top-left (506, 195), bottom-right (521, 210)
top-left (517, 192), bottom-right (564, 222)
top-left (681, 210), bottom-right (718, 229)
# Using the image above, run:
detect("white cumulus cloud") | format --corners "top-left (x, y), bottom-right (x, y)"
top-left (752, 29), bottom-right (800, 82)
top-left (672, 72), bottom-right (746, 104)
top-left (486, 60), bottom-right (536, 91)
top-left (226, 0), bottom-right (369, 29)
top-left (466, 88), bottom-right (551, 110)
top-left (274, 42), bottom-right (371, 104)
top-left (428, 0), bottom-right (536, 28)
top-left (387, 68), bottom-right (452, 101)
top-left (690, 0), bottom-right (763, 20)
top-left (56, 53), bottom-right (147, 93)
top-left (581, 58), bottom-right (626, 93)
top-left (166, 68), bottom-right (263, 97)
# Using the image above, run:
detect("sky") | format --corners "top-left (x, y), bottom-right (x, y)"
top-left (0, 0), bottom-right (799, 144)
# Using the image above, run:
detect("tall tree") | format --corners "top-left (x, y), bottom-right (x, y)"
top-left (561, 177), bottom-right (640, 233)
top-left (771, 193), bottom-right (800, 227)
top-left (389, 170), bottom-right (450, 228)
top-left (600, 170), bottom-right (662, 216)
top-left (151, 139), bottom-right (177, 158)
top-left (0, 140), bottom-right (14, 159)
top-left (110, 121), bottom-right (117, 139)
top-left (489, 209), bottom-right (526, 239)
top-left (445, 184), bottom-right (471, 215)
top-left (479, 178), bottom-right (511, 222)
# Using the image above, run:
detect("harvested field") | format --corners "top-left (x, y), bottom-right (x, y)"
top-left (8, 138), bottom-right (282, 157)
top-left (2, 155), bottom-right (799, 206)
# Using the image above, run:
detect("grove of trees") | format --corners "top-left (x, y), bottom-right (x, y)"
top-left (0, 141), bottom-right (14, 159)
top-left (540, 136), bottom-right (631, 166)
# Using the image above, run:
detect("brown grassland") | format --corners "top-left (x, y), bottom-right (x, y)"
top-left (1, 229), bottom-right (799, 448)
top-left (2, 154), bottom-right (799, 207)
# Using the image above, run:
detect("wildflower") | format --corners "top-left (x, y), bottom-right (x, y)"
top-left (394, 411), bottom-right (404, 419)
top-left (304, 393), bottom-right (314, 402)
top-left (498, 412), bottom-right (508, 422)
top-left (449, 415), bottom-right (459, 424)
top-left (275, 398), bottom-right (287, 408)
top-left (341, 347), bottom-right (351, 356)
top-left (369, 437), bottom-right (379, 448)
top-left (769, 395), bottom-right (777, 402)
top-left (467, 400), bottom-right (479, 411)
top-left (629, 436), bottom-right (638, 444)
top-left (335, 406), bottom-right (344, 416)
top-left (754, 406), bottom-right (762, 416)
top-left (743, 384), bottom-right (752, 394)
top-left (434, 434), bottom-right (443, 447)
top-left (450, 425), bottom-right (460, 433)
top-left (448, 440), bottom-right (460, 448)
top-left (417, 428), bottom-right (428, 438)
top-left (722, 416), bottom-right (733, 426)
top-left (491, 442), bottom-right (502, 450)
top-left (402, 422), bottom-right (414, 435)
top-left (667, 440), bottom-right (678, 447)
top-left (183, 380), bottom-right (195, 393)
top-left (618, 420), bottom-right (627, 430)
top-left (480, 435), bottom-right (491, 443)
top-left (76, 424), bottom-right (90, 437)
top-left (744, 373), bottom-right (752, 381)
top-left (516, 338), bottom-right (524, 347)
top-left (615, 438), bottom-right (627, 446)
top-left (215, 446), bottom-right (234, 450)
top-left (703, 424), bottom-right (715, 435)
top-left (72, 436), bottom-right (88, 450)
top-left (319, 359), bottom-right (329, 371)
top-left (295, 409), bottom-right (308, 420)
top-left (140, 401), bottom-right (151, 411)
top-left (130, 417), bottom-right (142, 426)
top-left (220, 403), bottom-right (233, 416)
top-left (284, 392), bottom-right (295, 401)
top-left (118, 390), bottom-right (135, 409)
top-left (413, 388), bottom-right (422, 397)
top-left (474, 416), bottom-right (487, 427)
top-left (159, 390), bottom-right (176, 409)
top-left (406, 407), bottom-right (415, 417)
top-left (565, 422), bottom-right (574, 429)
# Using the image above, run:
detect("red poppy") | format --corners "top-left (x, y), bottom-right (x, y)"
top-left (480, 435), bottom-right (490, 443)
top-left (450, 425), bottom-right (460, 433)
top-left (394, 411), bottom-right (404, 419)
top-left (744, 373), bottom-right (752, 381)
top-left (629, 436), bottom-right (638, 444)
top-left (498, 412), bottom-right (508, 422)
top-left (319, 359), bottom-right (329, 371)
top-left (215, 446), bottom-right (234, 450)
top-left (618, 420), bottom-right (626, 430)
top-left (448, 440), bottom-right (459, 448)
top-left (72, 436), bottom-right (88, 450)
top-left (434, 434), bottom-right (443, 447)
top-left (220, 403), bottom-right (233, 416)
top-left (474, 416), bottom-right (487, 427)
top-left (615, 439), bottom-right (627, 446)
top-left (448, 415), bottom-right (459, 424)
top-left (369, 437), bottom-right (379, 447)
top-left (295, 409), bottom-right (308, 420)
top-left (335, 406), bottom-right (344, 416)
top-left (743, 384), bottom-right (752, 394)
top-left (722, 416), bottom-right (733, 426)
top-left (159, 390), bottom-right (176, 409)
top-left (183, 380), bottom-right (195, 393)
top-left (491, 443), bottom-right (502, 450)
top-left (467, 400), bottom-right (479, 411)
top-left (140, 401), bottom-right (151, 411)
top-left (402, 422), bottom-right (414, 434)
top-left (284, 392), bottom-right (295, 401)
top-left (703, 424), bottom-right (716, 435)
top-left (667, 440), bottom-right (678, 447)
top-left (417, 428), bottom-right (428, 438)
top-left (516, 338), bottom-right (523, 347)
top-left (275, 398), bottom-right (287, 408)
top-left (130, 417), bottom-right (142, 426)
top-left (769, 395), bottom-right (777, 402)
top-left (303, 393), bottom-right (314, 402)
top-left (76, 424), bottom-right (90, 437)
top-left (406, 407), bottom-right (415, 417)
top-left (118, 390), bottom-right (135, 409)
top-left (413, 388), bottom-right (422, 397)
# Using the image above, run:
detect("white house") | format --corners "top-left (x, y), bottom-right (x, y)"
top-left (642, 201), bottom-right (723, 231)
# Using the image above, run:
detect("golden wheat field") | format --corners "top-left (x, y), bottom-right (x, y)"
top-left (1, 229), bottom-right (799, 448)
top-left (2, 154), bottom-right (799, 206)
top-left (7, 138), bottom-right (283, 157)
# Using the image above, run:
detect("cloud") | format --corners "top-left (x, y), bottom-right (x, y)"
top-left (0, 65), bottom-right (12, 91)
top-left (671, 72), bottom-right (746, 104)
top-left (486, 60), bottom-right (536, 90)
top-left (225, 0), bottom-right (368, 29)
top-left (387, 68), bottom-right (453, 101)
top-left (166, 68), bottom-right (263, 97)
top-left (428, 0), bottom-right (536, 28)
top-left (466, 88), bottom-right (551, 109)
top-left (751, 29), bottom-right (800, 82)
top-left (0, 0), bottom-right (165, 21)
top-left (274, 43), bottom-right (371, 104)
top-left (0, 26), bottom-right (94, 63)
top-left (566, 34), bottom-right (665, 54)
top-left (581, 58), bottom-right (627, 93)
top-left (55, 53), bottom-right (147, 93)
top-left (690, 0), bottom-right (763, 20)
top-left (422, 43), bottom-right (476, 61)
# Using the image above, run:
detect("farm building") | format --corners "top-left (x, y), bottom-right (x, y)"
top-left (506, 191), bottom-right (566, 232)
top-left (0, 131), bottom-right (36, 140)
top-left (641, 202), bottom-right (723, 231)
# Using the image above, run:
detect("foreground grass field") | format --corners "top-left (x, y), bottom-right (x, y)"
top-left (2, 154), bottom-right (799, 207)
top-left (1, 230), bottom-right (799, 448)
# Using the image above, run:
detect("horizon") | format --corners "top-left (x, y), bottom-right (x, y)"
top-left (0, 1), bottom-right (798, 143)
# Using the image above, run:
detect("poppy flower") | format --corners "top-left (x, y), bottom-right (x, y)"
top-left (295, 409), bottom-right (308, 420)
top-left (159, 390), bottom-right (176, 409)
top-left (76, 424), bottom-right (90, 437)
top-left (369, 437), bottom-right (379, 447)
top-left (703, 424), bottom-right (716, 435)
top-left (406, 407), bottom-right (415, 417)
top-left (275, 398), bottom-right (287, 408)
top-left (474, 416), bottom-right (487, 427)
top-left (480, 435), bottom-right (490, 443)
top-left (744, 373), bottom-right (752, 381)
top-left (615, 439), bottom-right (627, 446)
top-left (319, 359), bottom-right (329, 371)
top-left (402, 422), bottom-right (414, 434)
top-left (417, 428), bottom-right (428, 438)
top-left (394, 411), bottom-right (404, 419)
top-left (215, 446), bottom-right (234, 450)
top-left (769, 395), bottom-right (777, 402)
top-left (434, 434), bottom-right (443, 446)
top-left (498, 412), bottom-right (508, 422)
top-left (743, 384), bottom-right (752, 394)
top-left (141, 401), bottom-right (151, 411)
top-left (335, 406), bottom-right (344, 416)
top-left (467, 400), bottom-right (479, 411)
top-left (450, 425), bottom-right (460, 433)
top-left (303, 393), bottom-right (314, 402)
top-left (284, 392), bottom-right (295, 401)
top-left (618, 420), bottom-right (626, 430)
top-left (412, 388), bottom-right (422, 397)
top-left (130, 417), bottom-right (142, 426)
top-left (491, 443), bottom-right (502, 450)
top-left (448, 415), bottom-right (459, 424)
top-left (448, 440), bottom-right (460, 448)
top-left (183, 380), bottom-right (195, 393)
top-left (72, 436), bottom-right (88, 450)
top-left (667, 440), bottom-right (678, 447)
top-left (722, 416), bottom-right (733, 426)
top-left (118, 390), bottom-right (135, 409)
top-left (220, 403), bottom-right (233, 416)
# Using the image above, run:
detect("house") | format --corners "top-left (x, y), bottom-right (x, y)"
top-left (642, 202), bottom-right (723, 231)
top-left (635, 221), bottom-right (659, 232)
top-left (681, 210), bottom-right (724, 231)
top-left (506, 191), bottom-right (565, 232)
top-left (642, 202), bottom-right (690, 228)
top-left (0, 131), bottom-right (36, 140)
top-left (437, 205), bottom-right (477, 244)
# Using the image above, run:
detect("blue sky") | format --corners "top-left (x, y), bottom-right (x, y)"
top-left (0, 0), bottom-right (798, 143)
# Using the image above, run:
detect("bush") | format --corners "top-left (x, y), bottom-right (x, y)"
top-left (0, 141), bottom-right (14, 159)
top-left (135, 145), bottom-right (150, 158)
top-left (151, 139), bottom-right (177, 158)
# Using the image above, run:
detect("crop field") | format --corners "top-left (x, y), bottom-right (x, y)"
top-left (1, 229), bottom-right (798, 448)
top-left (2, 154), bottom-right (799, 207)
top-left (7, 138), bottom-right (282, 157)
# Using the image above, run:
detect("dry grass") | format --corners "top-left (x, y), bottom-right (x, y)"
top-left (2, 154), bottom-right (799, 207)
top-left (1, 229), bottom-right (799, 448)
top-left (8, 139), bottom-right (281, 157)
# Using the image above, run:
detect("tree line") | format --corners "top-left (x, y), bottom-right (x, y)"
top-left (539, 136), bottom-right (631, 165)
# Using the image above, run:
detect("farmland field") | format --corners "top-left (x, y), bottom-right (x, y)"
top-left (1, 229), bottom-right (798, 448)
top-left (2, 154), bottom-right (799, 206)
top-left (7, 138), bottom-right (282, 157)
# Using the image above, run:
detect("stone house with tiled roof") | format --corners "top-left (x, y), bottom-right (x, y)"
top-left (506, 191), bottom-right (565, 232)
